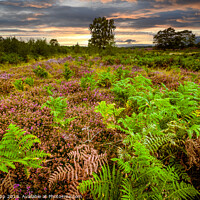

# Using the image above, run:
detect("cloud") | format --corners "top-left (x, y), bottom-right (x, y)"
top-left (0, 29), bottom-right (28, 32)
top-left (125, 39), bottom-right (137, 44)
top-left (0, 0), bottom-right (59, 9)
top-left (0, 0), bottom-right (199, 45)
top-left (114, 8), bottom-right (200, 30)
top-left (116, 39), bottom-right (137, 44)
top-left (116, 31), bottom-right (155, 35)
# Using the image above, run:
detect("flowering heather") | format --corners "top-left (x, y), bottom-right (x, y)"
top-left (64, 105), bottom-right (122, 149)
top-left (0, 72), bottom-right (14, 79)
top-left (69, 63), bottom-right (93, 78)
top-left (147, 71), bottom-right (191, 90)
top-left (112, 65), bottom-right (125, 70)
top-left (0, 80), bottom-right (14, 95)
top-left (57, 80), bottom-right (82, 95)
top-left (68, 88), bottom-right (114, 106)
top-left (132, 65), bottom-right (143, 72)
top-left (46, 58), bottom-right (59, 64)
top-left (1, 53), bottom-right (200, 197)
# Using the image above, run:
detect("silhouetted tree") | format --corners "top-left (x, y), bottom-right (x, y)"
top-left (153, 27), bottom-right (195, 50)
top-left (88, 17), bottom-right (116, 49)
top-left (50, 39), bottom-right (59, 46)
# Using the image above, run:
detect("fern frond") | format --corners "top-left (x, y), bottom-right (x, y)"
top-left (168, 158), bottom-right (191, 182)
top-left (48, 164), bottom-right (75, 189)
top-left (65, 181), bottom-right (82, 200)
top-left (0, 171), bottom-right (16, 196)
top-left (167, 181), bottom-right (199, 200)
top-left (49, 144), bottom-right (108, 198)
top-left (78, 164), bottom-right (122, 200)
top-left (144, 132), bottom-right (176, 153)
top-left (0, 124), bottom-right (50, 174)
top-left (121, 179), bottom-right (135, 200)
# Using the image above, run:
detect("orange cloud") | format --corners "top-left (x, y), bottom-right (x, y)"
top-left (1, 1), bottom-right (53, 8)
top-left (33, 13), bottom-right (44, 17)
top-left (152, 2), bottom-right (200, 11)
top-left (26, 18), bottom-right (38, 21)
top-left (110, 12), bottom-right (160, 20)
top-left (22, 3), bottom-right (53, 8)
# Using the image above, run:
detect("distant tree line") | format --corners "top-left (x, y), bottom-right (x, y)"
top-left (0, 37), bottom-right (68, 64)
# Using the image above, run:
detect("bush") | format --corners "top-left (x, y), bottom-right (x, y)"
top-left (80, 73), bottom-right (97, 90)
top-left (0, 53), bottom-right (23, 64)
top-left (97, 68), bottom-right (116, 88)
top-left (13, 79), bottom-right (24, 91)
top-left (114, 66), bottom-right (131, 81)
top-left (63, 63), bottom-right (72, 81)
top-left (24, 77), bottom-right (34, 86)
top-left (33, 66), bottom-right (48, 78)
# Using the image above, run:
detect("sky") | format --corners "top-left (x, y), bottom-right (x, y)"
top-left (0, 0), bottom-right (200, 46)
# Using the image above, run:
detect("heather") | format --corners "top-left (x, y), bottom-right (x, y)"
top-left (0, 50), bottom-right (200, 199)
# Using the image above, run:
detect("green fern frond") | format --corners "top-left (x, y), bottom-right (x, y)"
top-left (79, 164), bottom-right (122, 200)
top-left (121, 179), bottom-right (135, 200)
top-left (187, 124), bottom-right (200, 139)
top-left (167, 181), bottom-right (199, 200)
top-left (168, 158), bottom-right (190, 182)
top-left (144, 132), bottom-right (176, 153)
top-left (0, 124), bottom-right (50, 174)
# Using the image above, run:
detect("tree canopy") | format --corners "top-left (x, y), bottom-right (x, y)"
top-left (50, 39), bottom-right (59, 46)
top-left (153, 27), bottom-right (196, 50)
top-left (88, 17), bottom-right (116, 49)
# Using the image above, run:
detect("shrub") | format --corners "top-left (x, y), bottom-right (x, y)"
top-left (0, 53), bottom-right (22, 64)
top-left (41, 96), bottom-right (68, 120)
top-left (63, 63), bottom-right (72, 81)
top-left (33, 66), bottom-right (48, 78)
top-left (97, 68), bottom-right (116, 88)
top-left (24, 77), bottom-right (34, 86)
top-left (80, 73), bottom-right (97, 90)
top-left (114, 66), bottom-right (131, 81)
top-left (13, 79), bottom-right (24, 91)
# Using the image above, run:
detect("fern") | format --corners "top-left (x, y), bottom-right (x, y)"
top-left (0, 171), bottom-right (16, 197)
top-left (49, 145), bottom-right (107, 197)
top-left (113, 142), bottom-right (199, 199)
top-left (13, 79), bottom-right (24, 91)
top-left (0, 124), bottom-right (50, 174)
top-left (95, 101), bottom-right (125, 129)
top-left (41, 96), bottom-right (68, 119)
top-left (167, 181), bottom-right (199, 200)
top-left (168, 158), bottom-right (191, 182)
top-left (144, 132), bottom-right (176, 153)
top-left (111, 78), bottom-right (135, 103)
top-left (41, 96), bottom-right (76, 129)
top-left (79, 164), bottom-right (122, 200)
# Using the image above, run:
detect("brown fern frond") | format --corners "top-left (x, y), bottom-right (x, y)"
top-left (0, 171), bottom-right (16, 198)
top-left (48, 164), bottom-right (73, 189)
top-left (65, 181), bottom-right (82, 200)
top-left (185, 138), bottom-right (200, 170)
top-left (48, 144), bottom-right (107, 197)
